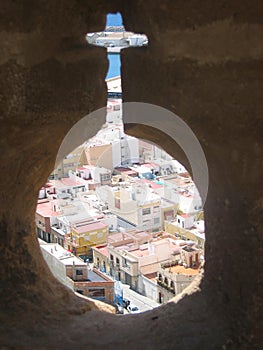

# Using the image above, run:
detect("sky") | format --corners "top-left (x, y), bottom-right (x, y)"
top-left (106, 13), bottom-right (123, 27)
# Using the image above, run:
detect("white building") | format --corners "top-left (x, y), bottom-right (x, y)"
top-left (107, 99), bottom-right (122, 124)
top-left (163, 175), bottom-right (202, 214)
top-left (83, 125), bottom-right (139, 170)
top-left (97, 182), bottom-right (162, 231)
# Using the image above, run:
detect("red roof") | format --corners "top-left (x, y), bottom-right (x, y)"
top-left (144, 272), bottom-right (157, 282)
top-left (36, 201), bottom-right (61, 218)
top-left (142, 162), bottom-right (159, 169)
top-left (93, 245), bottom-right (108, 257)
top-left (58, 178), bottom-right (83, 187)
top-left (179, 213), bottom-right (189, 218)
top-left (139, 178), bottom-right (163, 189)
top-left (77, 166), bottom-right (87, 171)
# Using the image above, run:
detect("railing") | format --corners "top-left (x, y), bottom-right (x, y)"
top-left (157, 280), bottom-right (175, 294)
top-left (122, 263), bottom-right (130, 270)
top-left (161, 260), bottom-right (179, 269)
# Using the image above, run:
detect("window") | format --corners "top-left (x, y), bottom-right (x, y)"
top-left (122, 258), bottom-right (129, 268)
top-left (100, 173), bottom-right (111, 182)
top-left (170, 281), bottom-right (175, 293)
top-left (154, 217), bottom-right (160, 225)
top-left (164, 210), bottom-right (174, 221)
top-left (76, 269), bottom-right (83, 275)
top-left (115, 198), bottom-right (120, 209)
top-left (142, 207), bottom-right (151, 215)
top-left (88, 289), bottom-right (105, 298)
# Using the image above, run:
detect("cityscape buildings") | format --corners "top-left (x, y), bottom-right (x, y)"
top-left (36, 95), bottom-right (205, 310)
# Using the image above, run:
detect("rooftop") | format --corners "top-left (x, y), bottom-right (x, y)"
top-left (36, 200), bottom-right (61, 218)
top-left (40, 243), bottom-right (87, 266)
top-left (71, 221), bottom-right (107, 234)
top-left (115, 166), bottom-right (138, 176)
top-left (141, 162), bottom-right (159, 168)
top-left (130, 247), bottom-right (151, 258)
top-left (139, 178), bottom-right (163, 190)
top-left (51, 178), bottom-right (84, 188)
top-left (169, 264), bottom-right (199, 276)
top-left (88, 269), bottom-right (109, 282)
top-left (144, 272), bottom-right (158, 282)
top-left (92, 244), bottom-right (108, 257)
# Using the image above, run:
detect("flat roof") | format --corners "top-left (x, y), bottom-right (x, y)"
top-left (92, 245), bottom-right (108, 257)
top-left (40, 243), bottom-right (87, 266)
top-left (51, 226), bottom-right (66, 236)
top-left (139, 178), bottom-right (163, 189)
top-left (56, 178), bottom-right (84, 187)
top-left (169, 265), bottom-right (199, 276)
top-left (130, 248), bottom-right (150, 258)
top-left (144, 272), bottom-right (157, 282)
top-left (140, 162), bottom-right (159, 169)
top-left (36, 200), bottom-right (61, 218)
top-left (87, 269), bottom-right (107, 282)
top-left (115, 166), bottom-right (137, 174)
top-left (72, 221), bottom-right (107, 234)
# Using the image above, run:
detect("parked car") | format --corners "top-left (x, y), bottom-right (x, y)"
top-left (122, 298), bottom-right (130, 309)
top-left (127, 305), bottom-right (140, 314)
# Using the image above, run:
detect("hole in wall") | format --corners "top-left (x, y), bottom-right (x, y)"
top-left (35, 12), bottom-right (206, 315)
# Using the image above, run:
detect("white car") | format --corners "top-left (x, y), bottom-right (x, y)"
top-left (127, 305), bottom-right (140, 314)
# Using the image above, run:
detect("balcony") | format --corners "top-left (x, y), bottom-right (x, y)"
top-left (160, 260), bottom-right (179, 269)
top-left (157, 280), bottom-right (175, 295)
top-left (122, 263), bottom-right (130, 270)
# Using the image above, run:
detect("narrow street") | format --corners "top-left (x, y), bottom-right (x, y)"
top-left (122, 284), bottom-right (160, 314)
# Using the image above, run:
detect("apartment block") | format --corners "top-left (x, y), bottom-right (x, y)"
top-left (40, 241), bottom-right (114, 303)
top-left (64, 220), bottom-right (109, 262)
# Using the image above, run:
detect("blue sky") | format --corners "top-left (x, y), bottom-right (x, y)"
top-left (106, 13), bottom-right (123, 26)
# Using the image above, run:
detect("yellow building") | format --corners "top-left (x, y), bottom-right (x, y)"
top-left (85, 143), bottom-right (113, 170)
top-left (92, 244), bottom-right (110, 274)
top-left (64, 221), bottom-right (109, 262)
top-left (51, 145), bottom-right (87, 179)
top-left (164, 220), bottom-right (205, 250)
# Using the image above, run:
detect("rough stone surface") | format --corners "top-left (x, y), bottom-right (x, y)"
top-left (0, 1), bottom-right (262, 349)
